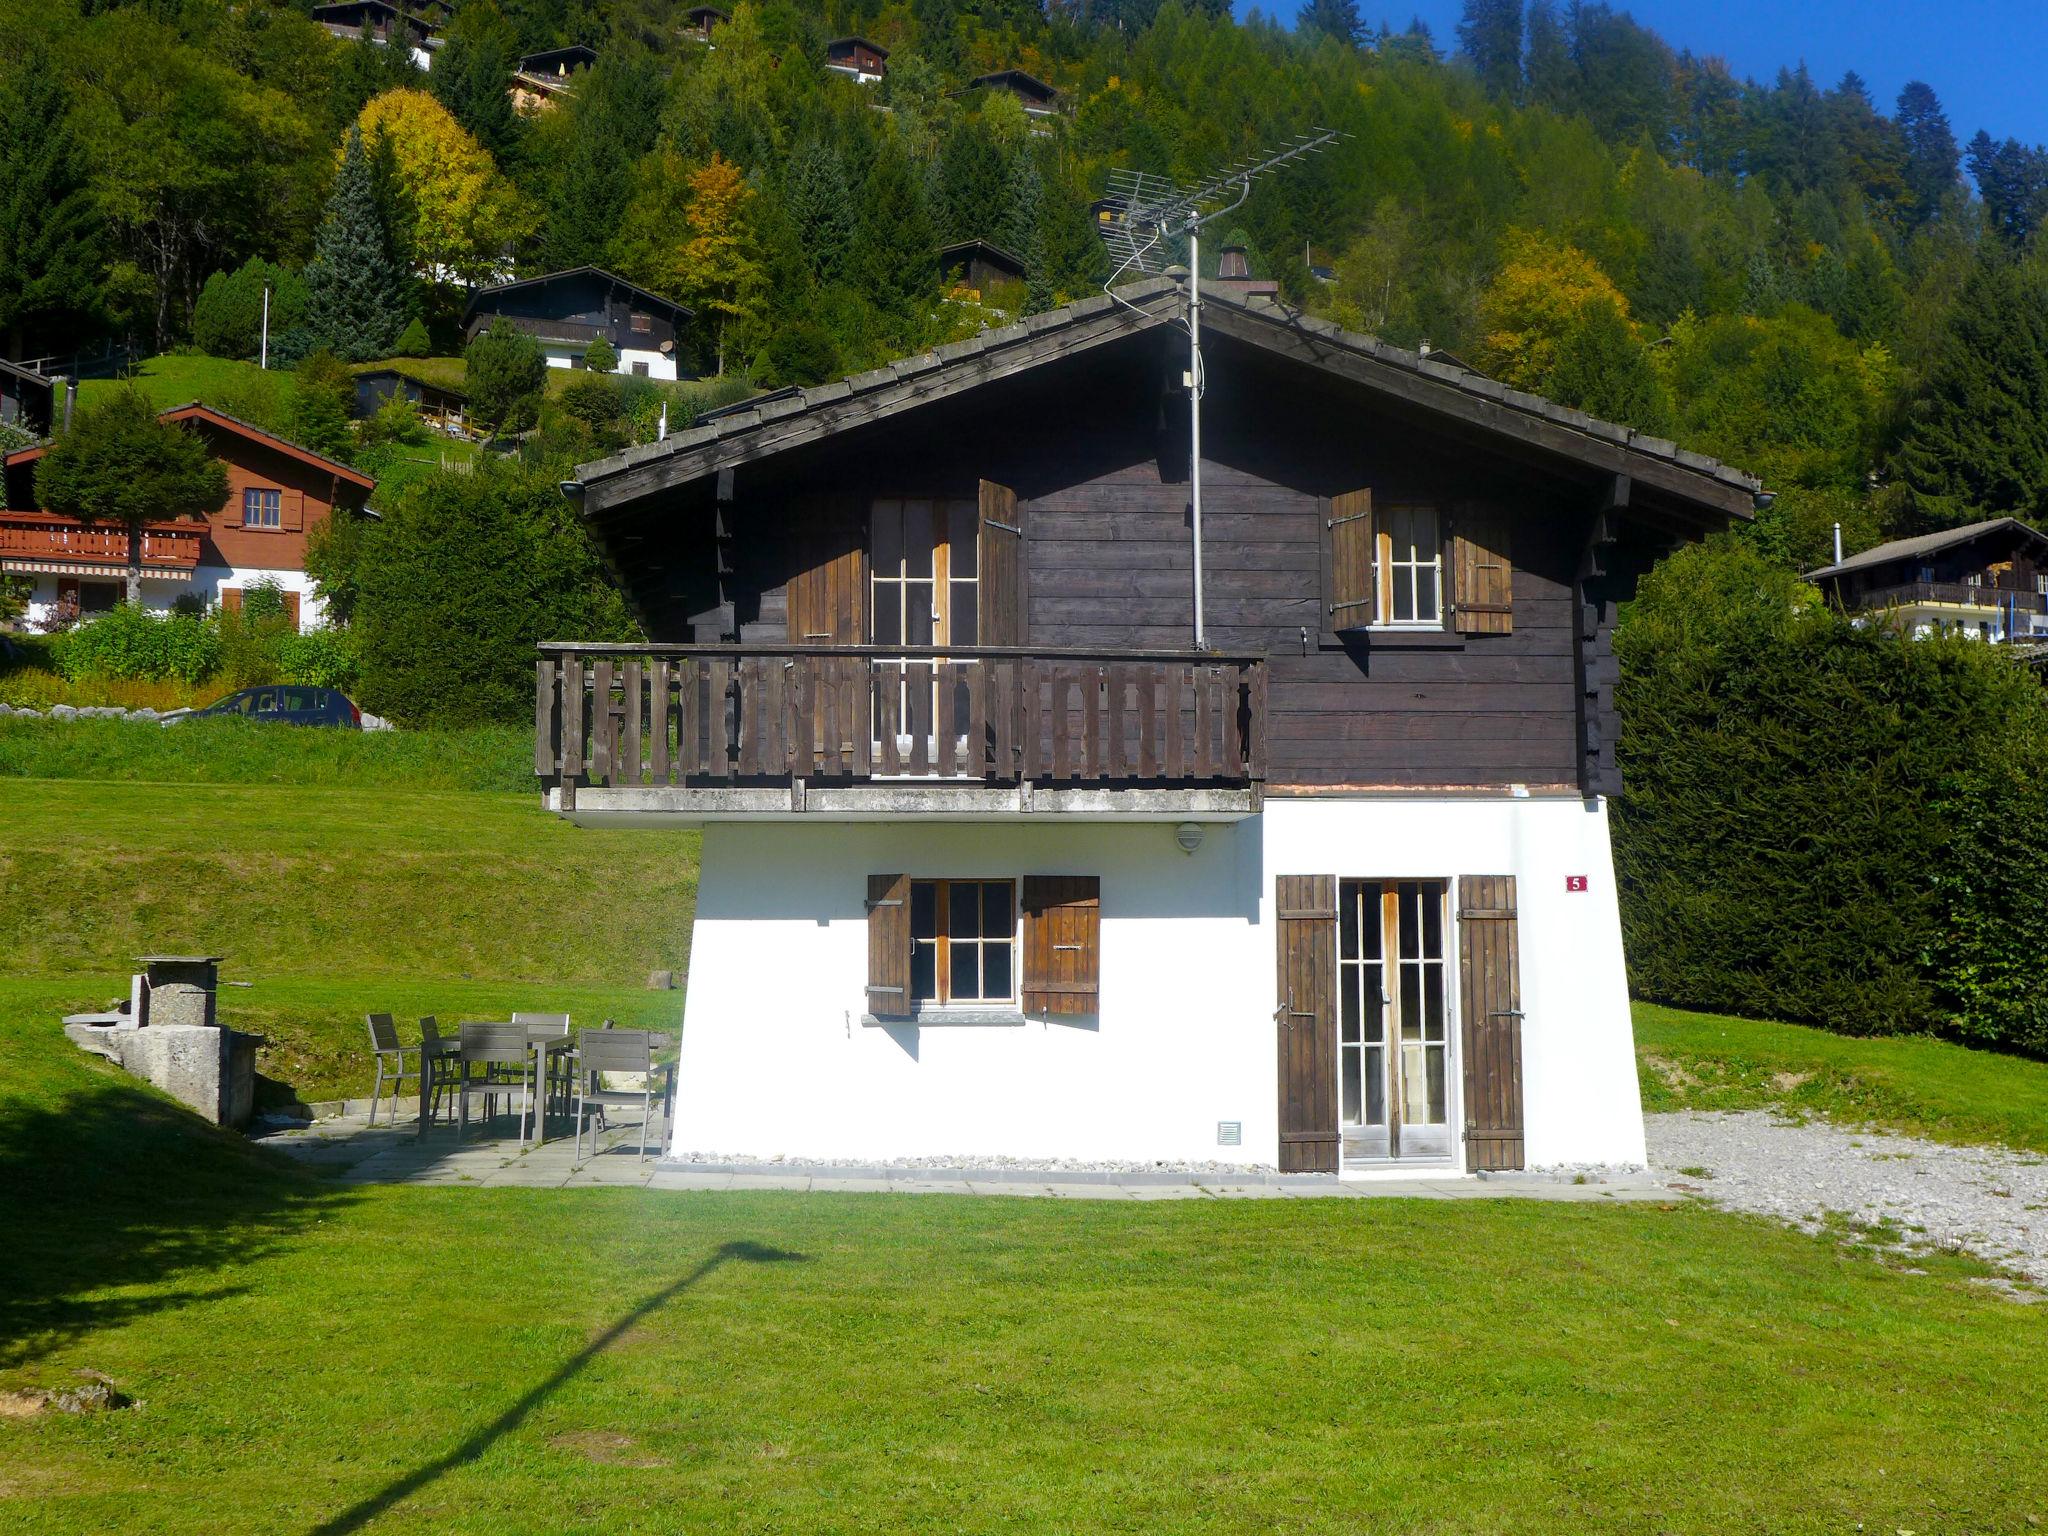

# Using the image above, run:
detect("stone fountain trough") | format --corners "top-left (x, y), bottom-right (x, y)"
top-left (64, 956), bottom-right (262, 1128)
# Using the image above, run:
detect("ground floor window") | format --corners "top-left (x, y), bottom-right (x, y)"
top-left (910, 878), bottom-right (1016, 1006)
top-left (1338, 878), bottom-right (1450, 1154)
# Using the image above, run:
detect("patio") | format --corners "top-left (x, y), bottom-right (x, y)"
top-left (253, 1112), bottom-right (1671, 1200)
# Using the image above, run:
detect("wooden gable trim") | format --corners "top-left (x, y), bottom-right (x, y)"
top-left (158, 405), bottom-right (378, 491)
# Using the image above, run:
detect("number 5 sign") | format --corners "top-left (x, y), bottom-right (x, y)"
top-left (1564, 875), bottom-right (1589, 893)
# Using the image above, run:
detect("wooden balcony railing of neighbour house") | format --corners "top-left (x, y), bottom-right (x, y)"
top-left (0, 513), bottom-right (205, 573)
top-left (535, 644), bottom-right (1268, 817)
top-left (1858, 581), bottom-right (2048, 615)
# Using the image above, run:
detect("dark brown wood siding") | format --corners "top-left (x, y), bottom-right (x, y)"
top-left (1457, 875), bottom-right (1524, 1172)
top-left (1274, 874), bottom-right (1338, 1173)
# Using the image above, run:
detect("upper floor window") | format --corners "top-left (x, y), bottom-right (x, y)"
top-left (630, 311), bottom-right (653, 333)
top-left (870, 498), bottom-right (979, 647)
top-left (242, 488), bottom-right (281, 529)
top-left (1328, 492), bottom-right (1440, 630)
top-left (1381, 505), bottom-right (1441, 626)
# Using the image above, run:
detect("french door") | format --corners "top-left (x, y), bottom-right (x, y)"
top-left (1337, 879), bottom-right (1453, 1162)
top-left (871, 497), bottom-right (979, 766)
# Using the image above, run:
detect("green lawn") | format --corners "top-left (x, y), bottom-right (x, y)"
top-left (4, 756), bottom-right (2047, 1529)
top-left (78, 354), bottom-right (290, 416)
top-left (1636, 1001), bottom-right (2048, 1153)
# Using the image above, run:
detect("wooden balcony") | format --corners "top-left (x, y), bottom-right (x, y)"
top-left (1857, 580), bottom-right (2048, 615)
top-left (0, 512), bottom-right (205, 578)
top-left (535, 644), bottom-right (1267, 820)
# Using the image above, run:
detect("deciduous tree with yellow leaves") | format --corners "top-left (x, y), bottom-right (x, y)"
top-left (355, 89), bottom-right (528, 290)
top-left (1475, 229), bottom-right (1633, 390)
top-left (676, 152), bottom-right (765, 375)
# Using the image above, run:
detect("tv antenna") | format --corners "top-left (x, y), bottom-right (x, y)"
top-left (1099, 129), bottom-right (1343, 649)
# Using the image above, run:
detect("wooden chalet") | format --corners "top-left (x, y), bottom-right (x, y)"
top-left (1808, 517), bottom-right (2048, 644)
top-left (684, 5), bottom-right (728, 42)
top-left (938, 239), bottom-right (1028, 301)
top-left (967, 68), bottom-right (1061, 117)
top-left (535, 278), bottom-right (1756, 1178)
top-left (2, 404), bottom-right (374, 630)
top-left (352, 368), bottom-right (469, 434)
top-left (510, 44), bottom-right (595, 112)
top-left (823, 36), bottom-right (888, 83)
top-left (309, 0), bottom-right (440, 65)
top-left (464, 267), bottom-right (692, 381)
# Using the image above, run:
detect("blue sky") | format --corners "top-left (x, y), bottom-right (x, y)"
top-left (1330, 1), bottom-right (2048, 147)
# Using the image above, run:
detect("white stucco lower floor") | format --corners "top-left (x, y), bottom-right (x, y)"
top-left (670, 794), bottom-right (1647, 1173)
top-left (21, 564), bottom-right (327, 631)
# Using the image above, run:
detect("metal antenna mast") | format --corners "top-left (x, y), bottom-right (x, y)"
top-left (1099, 130), bottom-right (1343, 649)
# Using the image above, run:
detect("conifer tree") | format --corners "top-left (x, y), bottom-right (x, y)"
top-left (1001, 149), bottom-right (1052, 314)
top-left (1455, 0), bottom-right (1521, 99)
top-left (935, 121), bottom-right (1007, 246)
top-left (1895, 81), bottom-right (1959, 227)
top-left (303, 126), bottom-right (411, 361)
top-left (854, 143), bottom-right (938, 329)
top-left (785, 136), bottom-right (854, 284)
top-left (1890, 255), bottom-right (2048, 527)
top-left (1522, 0), bottom-right (1574, 111)
top-left (430, 4), bottom-right (521, 163)
top-left (0, 61), bottom-right (107, 361)
top-left (1300, 0), bottom-right (1363, 47)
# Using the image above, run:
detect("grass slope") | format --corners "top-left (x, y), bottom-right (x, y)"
top-left (1636, 1001), bottom-right (2048, 1153)
top-left (3, 979), bottom-right (2045, 1532)
top-left (77, 354), bottom-right (285, 415)
top-left (1, 774), bottom-right (696, 1102)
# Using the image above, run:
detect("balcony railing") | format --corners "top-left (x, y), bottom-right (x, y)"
top-left (0, 512), bottom-right (205, 572)
top-left (535, 644), bottom-right (1267, 801)
top-left (1857, 581), bottom-right (2048, 614)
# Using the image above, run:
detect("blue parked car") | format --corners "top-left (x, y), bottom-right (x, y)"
top-left (173, 685), bottom-right (362, 728)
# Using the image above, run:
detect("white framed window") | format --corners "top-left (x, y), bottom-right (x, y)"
top-left (1379, 504), bottom-right (1440, 626)
top-left (909, 878), bottom-right (1016, 1007)
top-left (242, 488), bottom-right (281, 529)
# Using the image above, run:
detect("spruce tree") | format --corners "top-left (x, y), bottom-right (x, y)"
top-left (430, 7), bottom-right (520, 163)
top-left (305, 126), bottom-right (411, 361)
top-left (934, 121), bottom-right (1007, 246)
top-left (1299, 0), bottom-right (1363, 47)
top-left (0, 60), bottom-right (107, 361)
top-left (1522, 0), bottom-right (1574, 112)
top-left (785, 136), bottom-right (855, 284)
top-left (1454, 0), bottom-right (1521, 99)
top-left (1001, 149), bottom-right (1052, 314)
top-left (854, 143), bottom-right (938, 328)
top-left (1890, 255), bottom-right (2048, 528)
top-left (1895, 81), bottom-right (1959, 228)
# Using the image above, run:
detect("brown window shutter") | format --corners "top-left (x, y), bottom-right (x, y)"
top-left (1021, 875), bottom-right (1099, 1015)
top-left (1274, 875), bottom-right (1339, 1172)
top-left (283, 590), bottom-right (302, 630)
top-left (788, 496), bottom-right (867, 643)
top-left (977, 479), bottom-right (1024, 646)
top-left (1451, 503), bottom-right (1513, 634)
top-left (865, 873), bottom-right (910, 1018)
top-left (1457, 875), bottom-right (1524, 1171)
top-left (221, 587), bottom-right (243, 614)
top-left (282, 489), bottom-right (306, 532)
top-left (1322, 488), bottom-right (1374, 638)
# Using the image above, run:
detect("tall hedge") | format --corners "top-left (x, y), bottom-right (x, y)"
top-left (350, 460), bottom-right (638, 727)
top-left (1612, 540), bottom-right (2048, 1053)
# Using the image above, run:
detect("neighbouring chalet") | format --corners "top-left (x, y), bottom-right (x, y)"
top-left (510, 44), bottom-right (595, 113)
top-left (684, 5), bottom-right (728, 42)
top-left (939, 239), bottom-right (1027, 301)
top-left (824, 36), bottom-right (888, 83)
top-left (1209, 245), bottom-right (1279, 304)
top-left (538, 279), bottom-right (1757, 1176)
top-left (0, 359), bottom-right (56, 439)
top-left (464, 268), bottom-right (692, 382)
top-left (967, 68), bottom-right (1060, 118)
top-left (1807, 517), bottom-right (2048, 644)
top-left (352, 368), bottom-right (469, 434)
top-left (2, 404), bottom-right (374, 631)
top-left (309, 0), bottom-right (440, 68)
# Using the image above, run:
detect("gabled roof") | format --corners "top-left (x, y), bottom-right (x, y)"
top-left (517, 44), bottom-right (596, 73)
top-left (684, 4), bottom-right (729, 18)
top-left (463, 266), bottom-right (691, 324)
top-left (572, 278), bottom-right (1759, 521)
top-left (0, 358), bottom-right (55, 397)
top-left (826, 34), bottom-right (889, 57)
top-left (938, 238), bottom-right (1027, 276)
top-left (4, 402), bottom-right (377, 492)
top-left (968, 68), bottom-right (1057, 100)
top-left (1805, 516), bottom-right (2048, 581)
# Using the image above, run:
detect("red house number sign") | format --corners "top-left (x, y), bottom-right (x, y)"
top-left (1565, 875), bottom-right (1589, 892)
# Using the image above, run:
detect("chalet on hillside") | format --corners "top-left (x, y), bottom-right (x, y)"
top-left (684, 5), bottom-right (728, 42)
top-left (309, 0), bottom-right (440, 68)
top-left (353, 369), bottom-right (469, 434)
top-left (1808, 517), bottom-right (2048, 643)
top-left (967, 68), bottom-right (1060, 117)
top-left (1208, 245), bottom-right (1279, 304)
top-left (464, 267), bottom-right (692, 382)
top-left (510, 44), bottom-right (595, 112)
top-left (534, 278), bottom-right (1758, 1179)
top-left (939, 239), bottom-right (1027, 300)
top-left (0, 360), bottom-right (56, 439)
top-left (1, 404), bottom-right (374, 631)
top-left (824, 36), bottom-right (888, 83)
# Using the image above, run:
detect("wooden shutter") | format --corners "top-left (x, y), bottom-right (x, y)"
top-left (1451, 503), bottom-right (1513, 634)
top-left (281, 488), bottom-right (306, 532)
top-left (1457, 875), bottom-right (1524, 1171)
top-left (1274, 875), bottom-right (1339, 1173)
top-left (1021, 875), bottom-right (1099, 1015)
top-left (977, 479), bottom-right (1024, 646)
top-left (1322, 488), bottom-right (1374, 638)
top-left (865, 873), bottom-right (911, 1019)
top-left (787, 497), bottom-right (866, 643)
top-left (283, 590), bottom-right (302, 630)
top-left (220, 587), bottom-right (243, 614)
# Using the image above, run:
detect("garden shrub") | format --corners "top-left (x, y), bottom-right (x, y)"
top-left (56, 604), bottom-right (221, 686)
top-left (1613, 540), bottom-right (2048, 1052)
top-left (277, 627), bottom-right (359, 692)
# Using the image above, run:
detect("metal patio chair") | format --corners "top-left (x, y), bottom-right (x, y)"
top-left (454, 1021), bottom-right (534, 1144)
top-left (364, 1013), bottom-right (418, 1127)
top-left (571, 1029), bottom-right (674, 1164)
top-left (513, 1012), bottom-right (574, 1123)
top-left (417, 1015), bottom-right (459, 1125)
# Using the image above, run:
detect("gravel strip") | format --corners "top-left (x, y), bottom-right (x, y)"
top-left (1647, 1110), bottom-right (2048, 1290)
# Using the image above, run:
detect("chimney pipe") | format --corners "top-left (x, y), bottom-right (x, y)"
top-left (1833, 521), bottom-right (1843, 566)
top-left (62, 378), bottom-right (77, 433)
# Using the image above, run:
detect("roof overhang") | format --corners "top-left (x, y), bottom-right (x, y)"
top-left (573, 281), bottom-right (1757, 525)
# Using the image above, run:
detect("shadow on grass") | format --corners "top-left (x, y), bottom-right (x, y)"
top-left (310, 1240), bottom-right (809, 1536)
top-left (0, 1080), bottom-right (347, 1372)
